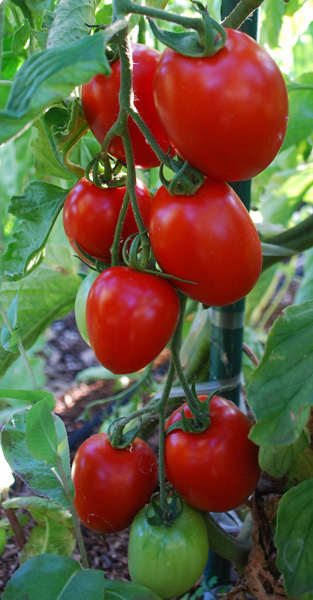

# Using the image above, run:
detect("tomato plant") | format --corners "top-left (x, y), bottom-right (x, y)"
top-left (81, 43), bottom-right (173, 169)
top-left (149, 178), bottom-right (262, 306)
top-left (63, 177), bottom-right (151, 263)
top-left (153, 28), bottom-right (288, 182)
top-left (128, 501), bottom-right (209, 599)
top-left (71, 432), bottom-right (157, 533)
top-left (164, 395), bottom-right (260, 512)
top-left (74, 271), bottom-right (98, 344)
top-left (86, 266), bottom-right (180, 374)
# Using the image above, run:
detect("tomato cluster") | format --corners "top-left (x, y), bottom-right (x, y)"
top-left (65, 30), bottom-right (284, 598)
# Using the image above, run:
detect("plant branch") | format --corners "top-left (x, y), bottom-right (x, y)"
top-left (3, 507), bottom-right (26, 549)
top-left (221, 0), bottom-right (264, 29)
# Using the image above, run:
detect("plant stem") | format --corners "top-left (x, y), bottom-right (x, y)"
top-left (201, 511), bottom-right (251, 570)
top-left (3, 507), bottom-right (26, 549)
top-left (156, 360), bottom-right (175, 514)
top-left (56, 456), bottom-right (89, 569)
top-left (170, 294), bottom-right (200, 414)
top-left (221, 0), bottom-right (264, 29)
top-left (0, 300), bottom-right (38, 390)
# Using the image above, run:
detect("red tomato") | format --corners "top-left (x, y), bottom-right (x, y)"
top-left (153, 28), bottom-right (288, 182)
top-left (63, 178), bottom-right (151, 263)
top-left (165, 395), bottom-right (260, 512)
top-left (148, 179), bottom-right (262, 307)
top-left (72, 433), bottom-right (158, 533)
top-left (81, 43), bottom-right (172, 168)
top-left (86, 266), bottom-right (180, 374)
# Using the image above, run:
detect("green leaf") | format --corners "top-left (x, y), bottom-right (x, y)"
top-left (31, 117), bottom-right (77, 183)
top-left (1, 182), bottom-right (68, 280)
top-left (247, 300), bottom-right (313, 446)
top-left (284, 75), bottom-right (313, 150)
top-left (46, 0), bottom-right (101, 48)
top-left (103, 579), bottom-right (163, 600)
top-left (19, 519), bottom-right (76, 564)
top-left (2, 496), bottom-right (75, 563)
top-left (0, 244), bottom-right (81, 378)
top-left (260, 162), bottom-right (313, 226)
top-left (1, 291), bottom-right (20, 353)
top-left (12, 20), bottom-right (30, 54)
top-left (26, 399), bottom-right (59, 465)
top-left (258, 429), bottom-right (310, 477)
top-left (1, 409), bottom-right (70, 508)
top-left (0, 21), bottom-right (127, 144)
top-left (288, 446), bottom-right (313, 484)
top-left (275, 479), bottom-right (313, 598)
top-left (295, 248), bottom-right (313, 304)
top-left (2, 554), bottom-right (104, 600)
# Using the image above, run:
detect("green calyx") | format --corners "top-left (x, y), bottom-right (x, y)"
top-left (147, 1), bottom-right (227, 58)
top-left (145, 490), bottom-right (183, 527)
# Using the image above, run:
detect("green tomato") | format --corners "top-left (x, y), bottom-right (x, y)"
top-left (128, 502), bottom-right (209, 599)
top-left (74, 271), bottom-right (98, 345)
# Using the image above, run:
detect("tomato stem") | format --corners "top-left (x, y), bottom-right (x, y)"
top-left (221, 0), bottom-right (264, 29)
top-left (156, 359), bottom-right (176, 517)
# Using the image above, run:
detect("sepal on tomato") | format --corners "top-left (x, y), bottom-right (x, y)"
top-left (145, 489), bottom-right (183, 527)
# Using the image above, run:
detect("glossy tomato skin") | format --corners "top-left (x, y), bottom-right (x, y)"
top-left (72, 432), bottom-right (157, 533)
top-left (149, 179), bottom-right (262, 306)
top-left (128, 502), bottom-right (209, 599)
top-left (81, 44), bottom-right (172, 169)
top-left (153, 28), bottom-right (288, 182)
top-left (63, 178), bottom-right (151, 263)
top-left (74, 271), bottom-right (98, 345)
top-left (164, 396), bottom-right (260, 513)
top-left (86, 266), bottom-right (180, 374)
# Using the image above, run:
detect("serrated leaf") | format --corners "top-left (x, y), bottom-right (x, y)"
top-left (0, 21), bottom-right (127, 144)
top-left (26, 399), bottom-right (59, 465)
top-left (47, 0), bottom-right (101, 48)
top-left (2, 554), bottom-right (104, 600)
top-left (258, 429), bottom-right (310, 477)
top-left (0, 244), bottom-right (81, 378)
top-left (0, 386), bottom-right (52, 423)
top-left (1, 291), bottom-right (20, 353)
top-left (276, 479), bottom-right (313, 598)
top-left (1, 409), bottom-right (70, 508)
top-left (247, 301), bottom-right (313, 446)
top-left (103, 579), bottom-right (163, 600)
top-left (1, 182), bottom-right (68, 280)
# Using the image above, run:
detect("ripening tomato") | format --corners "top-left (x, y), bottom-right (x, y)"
top-left (63, 178), bottom-right (151, 263)
top-left (72, 432), bottom-right (158, 533)
top-left (148, 179), bottom-right (262, 307)
top-left (86, 266), bottom-right (180, 374)
top-left (153, 28), bottom-right (288, 182)
top-left (128, 502), bottom-right (209, 599)
top-left (81, 43), bottom-right (173, 169)
top-left (165, 395), bottom-right (260, 512)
